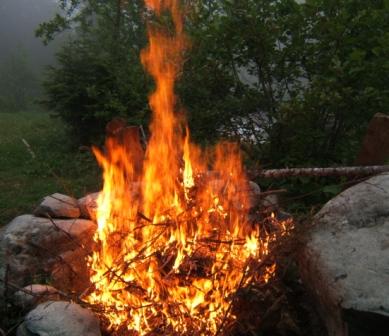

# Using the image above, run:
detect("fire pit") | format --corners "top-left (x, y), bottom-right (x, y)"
top-left (0, 1), bottom-right (296, 335)
top-left (84, 1), bottom-right (293, 335)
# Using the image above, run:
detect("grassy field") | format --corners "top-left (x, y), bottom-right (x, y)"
top-left (0, 111), bottom-right (101, 225)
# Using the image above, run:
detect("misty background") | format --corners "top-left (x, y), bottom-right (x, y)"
top-left (0, 0), bottom-right (63, 111)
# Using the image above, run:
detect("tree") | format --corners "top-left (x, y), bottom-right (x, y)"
top-left (37, 0), bottom-right (149, 143)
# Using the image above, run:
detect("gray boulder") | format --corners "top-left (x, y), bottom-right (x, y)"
top-left (34, 193), bottom-right (80, 219)
top-left (299, 173), bottom-right (389, 336)
top-left (17, 301), bottom-right (101, 336)
top-left (3, 215), bottom-right (96, 292)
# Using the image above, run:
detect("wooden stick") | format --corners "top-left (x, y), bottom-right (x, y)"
top-left (21, 138), bottom-right (36, 159)
top-left (249, 165), bottom-right (389, 179)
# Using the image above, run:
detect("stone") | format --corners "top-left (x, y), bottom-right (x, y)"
top-left (51, 248), bottom-right (92, 294)
top-left (299, 173), bottom-right (389, 336)
top-left (78, 192), bottom-right (99, 221)
top-left (3, 215), bottom-right (96, 291)
top-left (0, 224), bottom-right (8, 314)
top-left (261, 194), bottom-right (279, 210)
top-left (14, 284), bottom-right (61, 309)
top-left (17, 301), bottom-right (101, 336)
top-left (78, 185), bottom-right (141, 221)
top-left (248, 181), bottom-right (261, 208)
top-left (34, 193), bottom-right (81, 219)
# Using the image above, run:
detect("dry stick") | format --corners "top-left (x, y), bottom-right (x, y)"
top-left (27, 241), bottom-right (79, 278)
top-left (21, 138), bottom-right (36, 159)
top-left (258, 189), bottom-right (287, 197)
top-left (20, 137), bottom-right (74, 196)
top-left (0, 279), bottom-right (71, 302)
top-left (249, 165), bottom-right (389, 179)
top-left (46, 215), bottom-right (85, 250)
top-left (215, 262), bottom-right (250, 336)
top-left (139, 125), bottom-right (148, 149)
top-left (5, 319), bottom-right (24, 336)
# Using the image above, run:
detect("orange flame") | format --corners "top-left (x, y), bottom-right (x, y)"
top-left (86, 1), bottom-right (292, 335)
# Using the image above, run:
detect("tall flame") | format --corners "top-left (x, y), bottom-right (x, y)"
top-left (86, 1), bottom-right (292, 335)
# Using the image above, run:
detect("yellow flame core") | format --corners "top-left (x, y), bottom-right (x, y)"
top-left (86, 1), bottom-right (293, 335)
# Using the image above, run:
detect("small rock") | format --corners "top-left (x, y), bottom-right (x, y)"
top-left (34, 193), bottom-right (81, 219)
top-left (261, 194), bottom-right (279, 210)
top-left (248, 181), bottom-right (261, 208)
top-left (14, 284), bottom-right (61, 309)
top-left (51, 248), bottom-right (93, 294)
top-left (17, 301), bottom-right (101, 336)
top-left (78, 192), bottom-right (99, 220)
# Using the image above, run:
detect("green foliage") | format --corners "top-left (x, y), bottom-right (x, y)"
top-left (38, 0), bottom-right (389, 208)
top-left (266, 0), bottom-right (389, 167)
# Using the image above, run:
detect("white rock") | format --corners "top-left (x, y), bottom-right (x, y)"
top-left (34, 193), bottom-right (81, 219)
top-left (17, 301), bottom-right (101, 336)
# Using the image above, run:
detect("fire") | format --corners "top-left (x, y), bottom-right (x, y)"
top-left (86, 1), bottom-right (292, 335)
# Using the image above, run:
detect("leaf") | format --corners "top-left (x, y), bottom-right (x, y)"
top-left (322, 184), bottom-right (342, 196)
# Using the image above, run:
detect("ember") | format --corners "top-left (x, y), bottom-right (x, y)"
top-left (86, 1), bottom-right (293, 335)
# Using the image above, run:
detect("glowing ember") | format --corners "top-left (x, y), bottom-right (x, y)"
top-left (86, 1), bottom-right (293, 335)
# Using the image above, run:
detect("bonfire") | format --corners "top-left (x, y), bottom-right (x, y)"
top-left (85, 1), bottom-right (293, 335)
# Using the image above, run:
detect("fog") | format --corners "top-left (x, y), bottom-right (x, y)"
top-left (0, 0), bottom-right (66, 110)
top-left (0, 0), bottom-right (62, 68)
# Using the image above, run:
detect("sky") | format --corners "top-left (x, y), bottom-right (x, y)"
top-left (0, 0), bottom-right (63, 70)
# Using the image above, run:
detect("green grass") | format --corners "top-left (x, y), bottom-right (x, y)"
top-left (0, 111), bottom-right (101, 225)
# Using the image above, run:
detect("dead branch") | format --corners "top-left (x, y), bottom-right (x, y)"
top-left (27, 241), bottom-right (79, 277)
top-left (258, 189), bottom-right (288, 197)
top-left (0, 278), bottom-right (71, 302)
top-left (249, 165), bottom-right (389, 179)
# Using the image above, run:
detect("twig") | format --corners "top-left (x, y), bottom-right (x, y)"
top-left (3, 264), bottom-right (9, 299)
top-left (0, 279), bottom-right (71, 302)
top-left (26, 241), bottom-right (79, 277)
top-left (258, 189), bottom-right (288, 197)
top-left (215, 262), bottom-right (250, 336)
top-left (46, 215), bottom-right (85, 250)
top-left (21, 138), bottom-right (36, 159)
top-left (5, 319), bottom-right (23, 336)
top-left (139, 125), bottom-right (148, 149)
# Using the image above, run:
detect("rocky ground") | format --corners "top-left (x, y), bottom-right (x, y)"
top-left (1, 174), bottom-right (388, 335)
